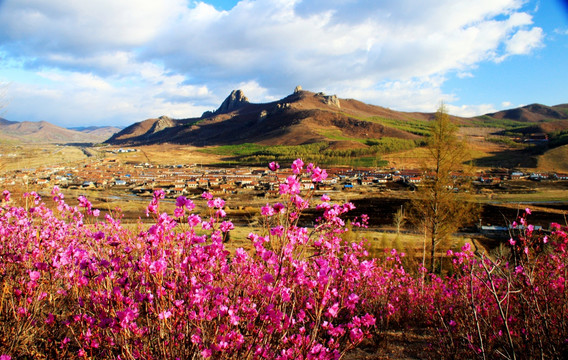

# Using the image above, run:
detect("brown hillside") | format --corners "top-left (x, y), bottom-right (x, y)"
top-left (0, 120), bottom-right (113, 143)
top-left (538, 120), bottom-right (568, 133)
top-left (488, 103), bottom-right (568, 123)
top-left (106, 90), bottom-right (424, 147)
top-left (105, 89), bottom-right (566, 154)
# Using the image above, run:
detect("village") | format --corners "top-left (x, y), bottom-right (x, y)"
top-left (2, 153), bottom-right (568, 199)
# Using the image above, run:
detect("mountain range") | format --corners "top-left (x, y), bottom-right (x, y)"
top-left (106, 87), bottom-right (568, 148)
top-left (1, 87), bottom-right (567, 147)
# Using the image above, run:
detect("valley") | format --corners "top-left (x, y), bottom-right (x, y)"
top-left (1, 141), bottom-right (568, 256)
top-left (1, 89), bottom-right (568, 255)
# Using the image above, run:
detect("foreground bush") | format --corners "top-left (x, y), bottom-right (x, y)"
top-left (0, 161), bottom-right (382, 359)
top-left (1, 160), bottom-right (567, 359)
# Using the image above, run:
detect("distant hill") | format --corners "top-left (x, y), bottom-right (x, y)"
top-left (487, 103), bottom-right (568, 123)
top-left (0, 118), bottom-right (119, 144)
top-left (68, 126), bottom-right (122, 141)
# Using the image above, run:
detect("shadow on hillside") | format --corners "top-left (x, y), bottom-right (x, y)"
top-left (473, 149), bottom-right (538, 168)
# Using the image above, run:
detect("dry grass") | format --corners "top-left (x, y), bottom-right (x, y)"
top-left (537, 144), bottom-right (568, 172)
top-left (105, 145), bottom-right (225, 166)
top-left (486, 189), bottom-right (568, 203)
top-left (0, 144), bottom-right (89, 172)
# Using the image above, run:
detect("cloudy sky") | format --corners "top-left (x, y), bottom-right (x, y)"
top-left (0, 0), bottom-right (567, 128)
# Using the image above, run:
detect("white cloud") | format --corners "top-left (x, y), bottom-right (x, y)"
top-left (446, 103), bottom-right (498, 117)
top-left (0, 0), bottom-right (183, 53)
top-left (0, 0), bottom-right (549, 126)
top-left (505, 27), bottom-right (544, 55)
top-left (5, 67), bottom-right (214, 127)
top-left (457, 72), bottom-right (474, 79)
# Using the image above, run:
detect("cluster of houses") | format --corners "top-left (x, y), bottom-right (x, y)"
top-left (1, 158), bottom-right (568, 197)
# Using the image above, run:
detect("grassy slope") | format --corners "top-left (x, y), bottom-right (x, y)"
top-left (537, 144), bottom-right (568, 172)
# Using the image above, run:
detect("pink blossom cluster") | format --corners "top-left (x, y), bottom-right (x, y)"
top-left (0, 159), bottom-right (382, 359)
top-left (1, 161), bottom-right (567, 359)
top-left (427, 210), bottom-right (568, 358)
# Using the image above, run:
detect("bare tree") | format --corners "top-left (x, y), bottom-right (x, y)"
top-left (393, 205), bottom-right (406, 235)
top-left (409, 103), bottom-right (478, 273)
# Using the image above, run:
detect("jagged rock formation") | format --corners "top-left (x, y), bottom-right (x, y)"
top-left (294, 85), bottom-right (303, 93)
top-left (201, 110), bottom-right (214, 118)
top-left (148, 116), bottom-right (175, 134)
top-left (322, 94), bottom-right (340, 108)
top-left (215, 90), bottom-right (249, 114)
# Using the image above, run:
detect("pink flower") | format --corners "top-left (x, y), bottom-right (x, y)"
top-left (29, 271), bottom-right (40, 281)
top-left (261, 204), bottom-right (275, 217)
top-left (220, 221), bottom-right (234, 232)
top-left (174, 207), bottom-right (185, 218)
top-left (311, 166), bottom-right (328, 182)
top-left (77, 195), bottom-right (91, 209)
top-left (146, 202), bottom-right (158, 216)
top-left (269, 161), bottom-right (280, 171)
top-left (208, 197), bottom-right (225, 209)
top-left (270, 225), bottom-right (284, 237)
top-left (285, 176), bottom-right (301, 194)
top-left (201, 349), bottom-right (212, 358)
top-left (176, 196), bottom-right (188, 208)
top-left (158, 310), bottom-right (172, 320)
top-left (509, 238), bottom-right (516, 246)
top-left (327, 303), bottom-right (340, 318)
top-left (291, 158), bottom-right (304, 174)
top-left (349, 328), bottom-right (363, 342)
top-left (273, 202), bottom-right (285, 213)
top-left (188, 214), bottom-right (201, 227)
top-left (361, 314), bottom-right (375, 326)
top-left (153, 189), bottom-right (165, 199)
top-left (201, 192), bottom-right (213, 200)
top-left (149, 259), bottom-right (167, 274)
top-left (525, 207), bottom-right (531, 215)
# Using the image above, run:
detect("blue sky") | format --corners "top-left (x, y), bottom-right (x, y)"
top-left (0, 0), bottom-right (566, 128)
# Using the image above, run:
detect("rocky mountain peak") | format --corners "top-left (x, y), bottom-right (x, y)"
top-left (149, 116), bottom-right (175, 134)
top-left (215, 89), bottom-right (249, 114)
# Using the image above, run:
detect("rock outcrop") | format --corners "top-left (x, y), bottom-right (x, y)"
top-left (258, 110), bottom-right (268, 122)
top-left (215, 90), bottom-right (249, 114)
top-left (201, 110), bottom-right (214, 118)
top-left (148, 116), bottom-right (175, 134)
top-left (323, 94), bottom-right (340, 108)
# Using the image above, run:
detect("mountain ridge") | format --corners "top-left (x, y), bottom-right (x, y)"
top-left (107, 88), bottom-right (567, 147)
top-left (0, 118), bottom-right (120, 144)
top-left (106, 89), bottom-right (443, 146)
